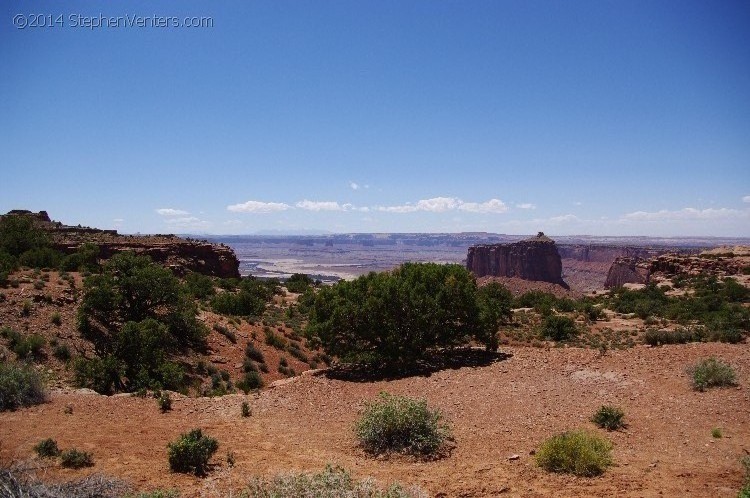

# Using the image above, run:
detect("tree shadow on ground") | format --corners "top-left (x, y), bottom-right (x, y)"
top-left (319, 348), bottom-right (513, 383)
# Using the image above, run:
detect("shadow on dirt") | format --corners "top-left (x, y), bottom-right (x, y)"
top-left (320, 348), bottom-right (513, 383)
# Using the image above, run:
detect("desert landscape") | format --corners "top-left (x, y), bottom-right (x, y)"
top-left (1, 211), bottom-right (749, 497)
top-left (4, 2), bottom-right (749, 496)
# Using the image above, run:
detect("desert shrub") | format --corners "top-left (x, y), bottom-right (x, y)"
top-left (711, 427), bottom-right (723, 438)
top-left (21, 300), bottom-right (32, 316)
top-left (245, 342), bottom-right (265, 363)
top-left (643, 328), bottom-right (695, 346)
top-left (535, 430), bottom-right (613, 476)
top-left (591, 405), bottom-right (626, 431)
top-left (33, 280), bottom-right (45, 290)
top-left (287, 343), bottom-right (308, 363)
top-left (690, 357), bottom-right (737, 391)
top-left (285, 273), bottom-right (313, 294)
top-left (210, 277), bottom-right (272, 316)
top-left (308, 263), bottom-right (503, 367)
top-left (241, 401), bottom-right (251, 417)
top-left (739, 456), bottom-right (750, 498)
top-left (167, 429), bottom-right (218, 475)
top-left (0, 362), bottom-right (46, 411)
top-left (243, 465), bottom-right (427, 498)
top-left (184, 272), bottom-right (216, 299)
top-left (540, 315), bottom-right (578, 341)
top-left (73, 356), bottom-right (124, 395)
top-left (18, 248), bottom-right (63, 270)
top-left (33, 438), bottom-right (61, 458)
top-left (236, 371), bottom-right (263, 393)
top-left (53, 343), bottom-right (71, 362)
top-left (0, 214), bottom-right (49, 257)
top-left (157, 392), bottom-right (172, 412)
top-left (264, 329), bottom-right (286, 350)
top-left (59, 242), bottom-right (100, 272)
top-left (355, 393), bottom-right (451, 457)
top-left (60, 449), bottom-right (94, 469)
top-left (50, 311), bottom-right (62, 326)
top-left (130, 491), bottom-right (180, 498)
top-left (213, 323), bottom-right (236, 343)
top-left (2, 328), bottom-right (46, 360)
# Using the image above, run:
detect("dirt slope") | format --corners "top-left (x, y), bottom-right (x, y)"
top-left (2, 342), bottom-right (748, 497)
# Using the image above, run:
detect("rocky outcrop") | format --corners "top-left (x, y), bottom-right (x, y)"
top-left (53, 240), bottom-right (240, 278)
top-left (604, 257), bottom-right (650, 288)
top-left (2, 210), bottom-right (240, 278)
top-left (467, 233), bottom-right (568, 288)
top-left (604, 250), bottom-right (748, 289)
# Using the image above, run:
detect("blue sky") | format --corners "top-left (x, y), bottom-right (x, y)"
top-left (2, 0), bottom-right (749, 236)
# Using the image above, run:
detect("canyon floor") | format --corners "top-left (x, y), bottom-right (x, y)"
top-left (2, 342), bottom-right (748, 497)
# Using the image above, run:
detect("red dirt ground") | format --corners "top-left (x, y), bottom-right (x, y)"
top-left (2, 342), bottom-right (748, 497)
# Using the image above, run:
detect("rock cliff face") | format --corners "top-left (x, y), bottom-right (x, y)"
top-left (53, 240), bottom-right (240, 278)
top-left (467, 233), bottom-right (568, 288)
top-left (604, 249), bottom-right (749, 289)
top-left (604, 257), bottom-right (650, 288)
top-left (558, 245), bottom-right (666, 263)
top-left (2, 210), bottom-right (240, 278)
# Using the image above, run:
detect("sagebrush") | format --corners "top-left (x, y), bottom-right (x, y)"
top-left (535, 430), bottom-right (613, 477)
top-left (355, 393), bottom-right (451, 457)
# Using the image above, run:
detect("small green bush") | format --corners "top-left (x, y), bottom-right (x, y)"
top-left (60, 448), bottom-right (94, 468)
top-left (540, 315), bottom-right (578, 341)
top-left (739, 456), bottom-right (750, 498)
top-left (535, 430), bottom-right (613, 476)
top-left (243, 465), bottom-right (426, 498)
top-left (51, 311), bottom-right (62, 326)
top-left (53, 343), bottom-right (71, 362)
top-left (591, 405), bottom-right (626, 431)
top-left (690, 357), bottom-right (738, 391)
top-left (236, 371), bottom-right (263, 393)
top-left (644, 328), bottom-right (695, 346)
top-left (241, 401), bottom-right (251, 417)
top-left (0, 362), bottom-right (47, 411)
top-left (355, 393), bottom-right (451, 457)
top-left (264, 329), bottom-right (286, 350)
top-left (213, 323), bottom-right (236, 343)
top-left (167, 429), bottom-right (218, 475)
top-left (34, 438), bottom-right (61, 458)
top-left (711, 427), bottom-right (722, 438)
top-left (245, 342), bottom-right (265, 363)
top-left (129, 490), bottom-right (180, 498)
top-left (158, 392), bottom-right (172, 412)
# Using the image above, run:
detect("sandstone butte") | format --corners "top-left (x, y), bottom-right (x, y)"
top-left (466, 232), bottom-right (569, 288)
top-left (0, 210), bottom-right (240, 279)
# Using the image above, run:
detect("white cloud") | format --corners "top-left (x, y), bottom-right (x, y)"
top-left (379, 197), bottom-right (507, 214)
top-left (296, 200), bottom-right (347, 211)
top-left (622, 207), bottom-right (748, 222)
top-left (156, 208), bottom-right (189, 216)
top-left (227, 200), bottom-right (292, 213)
top-left (743, 196), bottom-right (750, 203)
top-left (163, 216), bottom-right (211, 230)
top-left (350, 182), bottom-right (360, 190)
top-left (415, 197), bottom-right (461, 212)
top-left (515, 203), bottom-right (536, 210)
top-left (548, 214), bottom-right (581, 224)
top-left (459, 199), bottom-right (509, 213)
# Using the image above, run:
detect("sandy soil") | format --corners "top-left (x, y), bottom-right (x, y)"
top-left (2, 342), bottom-right (748, 497)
